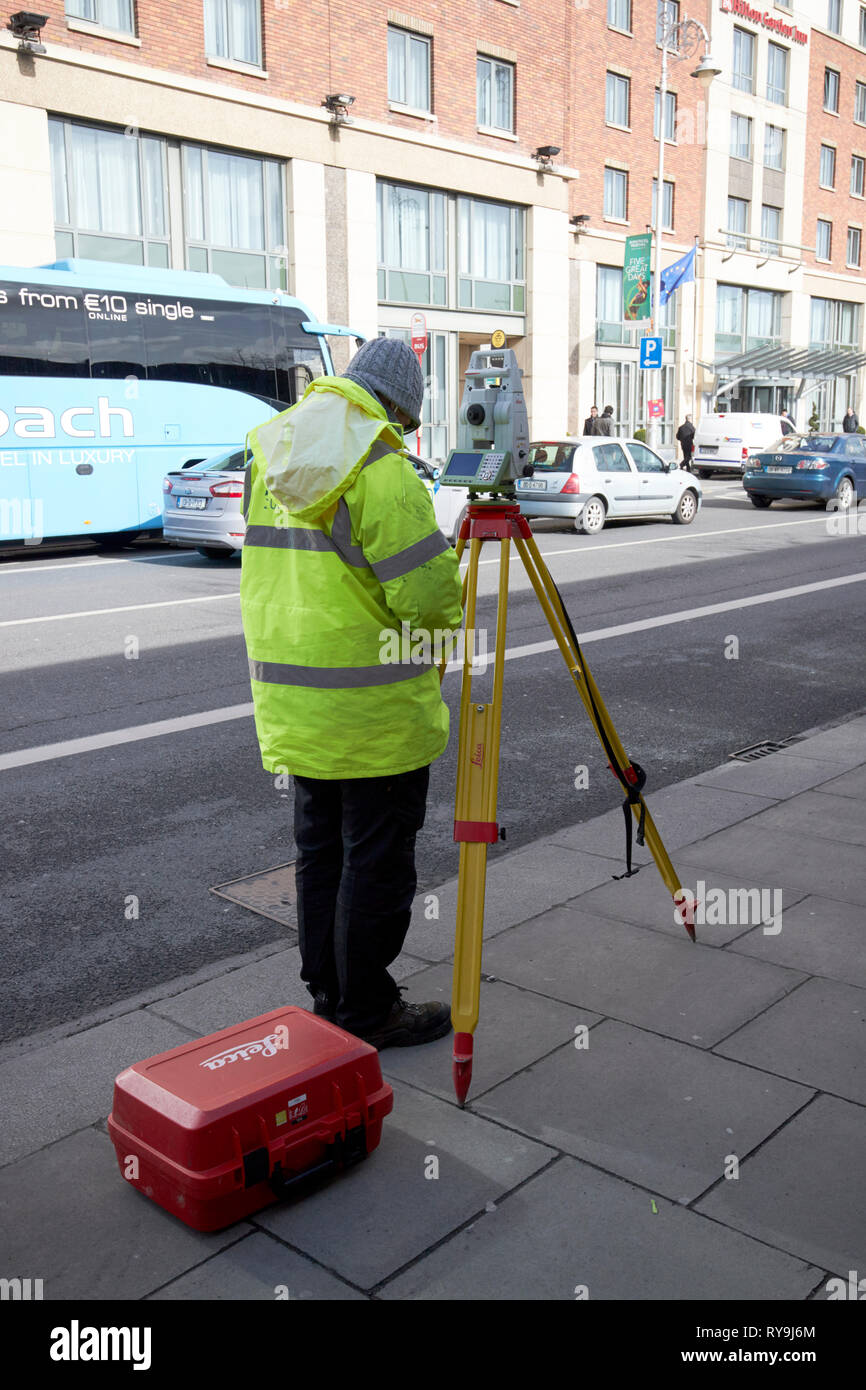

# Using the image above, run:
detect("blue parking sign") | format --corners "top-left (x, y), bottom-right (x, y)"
top-left (639, 336), bottom-right (663, 369)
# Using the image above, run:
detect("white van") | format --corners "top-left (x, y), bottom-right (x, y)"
top-left (692, 413), bottom-right (789, 477)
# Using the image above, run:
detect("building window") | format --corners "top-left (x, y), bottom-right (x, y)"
top-left (820, 144), bottom-right (837, 188)
top-left (654, 90), bottom-right (677, 141)
top-left (608, 0), bottom-right (631, 30)
top-left (733, 27), bottom-right (755, 93)
top-left (847, 226), bottom-right (862, 266)
top-left (816, 219), bottom-right (833, 260)
top-left (861, 6), bottom-right (866, 46)
top-left (760, 205), bottom-right (781, 256)
top-left (652, 178), bottom-right (675, 231)
top-left (657, 0), bottom-right (679, 46)
top-left (828, 0), bottom-right (842, 34)
top-left (730, 113), bottom-right (752, 160)
top-left (182, 144), bottom-right (285, 287)
top-left (388, 26), bottom-right (431, 111)
top-left (477, 55), bottom-right (514, 133)
top-left (852, 154), bottom-right (865, 196)
top-left (857, 82), bottom-right (866, 122)
top-left (203, 0), bottom-right (262, 67)
top-left (458, 196), bottom-right (525, 312)
top-left (49, 118), bottom-right (170, 267)
top-left (727, 196), bottom-right (750, 250)
top-left (810, 296), bottom-right (860, 349)
top-left (65, 0), bottom-right (135, 31)
top-left (766, 43), bottom-right (789, 105)
top-left (763, 124), bottom-right (785, 170)
top-left (715, 284), bottom-right (782, 357)
top-left (824, 68), bottom-right (840, 112)
top-left (597, 266), bottom-right (628, 344)
top-left (605, 72), bottom-right (630, 127)
top-left (377, 182), bottom-right (446, 305)
top-left (604, 167), bottom-right (628, 220)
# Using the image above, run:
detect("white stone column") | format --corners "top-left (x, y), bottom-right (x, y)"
top-left (287, 159), bottom-right (327, 320)
top-left (345, 169), bottom-right (379, 341)
top-left (527, 205), bottom-right (570, 438)
top-left (0, 101), bottom-right (55, 266)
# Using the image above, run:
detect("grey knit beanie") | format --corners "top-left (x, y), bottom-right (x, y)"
top-left (342, 338), bottom-right (425, 431)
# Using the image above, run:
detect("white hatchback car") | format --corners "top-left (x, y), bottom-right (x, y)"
top-left (516, 437), bottom-right (702, 534)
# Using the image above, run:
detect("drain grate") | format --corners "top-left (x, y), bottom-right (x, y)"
top-left (211, 861), bottom-right (298, 927)
top-left (729, 737), bottom-right (800, 762)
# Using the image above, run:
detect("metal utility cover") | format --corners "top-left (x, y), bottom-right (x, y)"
top-left (729, 738), bottom-right (799, 762)
top-left (210, 862), bottom-right (298, 927)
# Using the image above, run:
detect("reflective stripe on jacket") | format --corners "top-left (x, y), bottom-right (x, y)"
top-left (239, 376), bottom-right (464, 778)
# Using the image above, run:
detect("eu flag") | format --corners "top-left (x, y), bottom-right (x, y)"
top-left (659, 247), bottom-right (696, 306)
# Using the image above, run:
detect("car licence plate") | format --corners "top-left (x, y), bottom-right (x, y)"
top-left (519, 480), bottom-right (547, 491)
top-left (177, 496), bottom-right (208, 509)
top-left (699, 446), bottom-right (718, 454)
top-left (767, 466), bottom-right (792, 474)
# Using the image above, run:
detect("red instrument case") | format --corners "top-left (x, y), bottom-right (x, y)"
top-left (107, 1006), bottom-right (394, 1231)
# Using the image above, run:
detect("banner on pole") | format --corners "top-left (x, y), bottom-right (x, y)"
top-left (648, 398), bottom-right (664, 419)
top-left (623, 234), bottom-right (652, 322)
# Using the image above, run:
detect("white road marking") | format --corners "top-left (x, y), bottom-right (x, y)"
top-left (2, 568), bottom-right (864, 771)
top-left (0, 591), bottom-right (239, 628)
top-left (0, 552), bottom-right (198, 577)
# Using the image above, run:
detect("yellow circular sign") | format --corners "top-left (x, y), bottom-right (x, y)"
top-left (491, 329), bottom-right (506, 349)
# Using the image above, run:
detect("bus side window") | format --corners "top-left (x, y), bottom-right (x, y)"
top-left (144, 300), bottom-right (278, 401)
top-left (0, 286), bottom-right (89, 377)
top-left (88, 314), bottom-right (147, 381)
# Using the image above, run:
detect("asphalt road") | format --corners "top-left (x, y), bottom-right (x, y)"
top-left (2, 477), bottom-right (865, 1042)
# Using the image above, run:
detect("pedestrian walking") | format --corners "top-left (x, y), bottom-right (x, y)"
top-left (843, 406), bottom-right (859, 433)
top-left (598, 405), bottom-right (615, 436)
top-left (240, 338), bottom-right (463, 1049)
top-left (676, 415), bottom-right (695, 469)
top-left (583, 405), bottom-right (602, 435)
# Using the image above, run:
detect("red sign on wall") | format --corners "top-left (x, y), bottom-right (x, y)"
top-left (648, 399), bottom-right (665, 419)
top-left (410, 312), bottom-right (427, 367)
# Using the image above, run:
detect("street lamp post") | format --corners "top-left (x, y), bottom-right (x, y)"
top-left (648, 10), bottom-right (720, 453)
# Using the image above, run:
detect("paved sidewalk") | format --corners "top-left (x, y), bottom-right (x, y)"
top-left (3, 714), bottom-right (866, 1300)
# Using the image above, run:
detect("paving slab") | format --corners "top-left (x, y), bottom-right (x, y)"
top-left (696, 1095), bottom-right (866, 1274)
top-left (562, 865), bottom-right (801, 946)
top-left (741, 789), bottom-right (866, 848)
top-left (814, 764), bottom-right (866, 801)
top-left (693, 753), bottom-right (844, 799)
top-left (380, 1155), bottom-right (822, 1301)
top-left (551, 780), bottom-right (778, 857)
top-left (730, 895), bottom-right (866, 990)
top-left (482, 905), bottom-right (804, 1046)
top-left (149, 1231), bottom-right (366, 1300)
top-left (0, 1010), bottom-right (194, 1167)
top-left (151, 947), bottom-right (426, 1036)
top-left (255, 1078), bottom-right (555, 1289)
top-left (778, 719), bottom-right (866, 765)
top-left (714, 977), bottom-right (866, 1104)
top-left (405, 842), bottom-right (620, 960)
top-left (472, 1020), bottom-right (811, 1203)
top-left (0, 1128), bottom-right (248, 1300)
top-left (676, 822), bottom-right (866, 907)
top-left (378, 963), bottom-right (600, 1102)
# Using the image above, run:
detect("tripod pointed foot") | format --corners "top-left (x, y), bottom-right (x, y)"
top-left (674, 893), bottom-right (698, 942)
top-left (453, 1032), bottom-right (474, 1106)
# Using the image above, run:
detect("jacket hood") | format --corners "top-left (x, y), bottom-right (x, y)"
top-left (250, 376), bottom-right (403, 522)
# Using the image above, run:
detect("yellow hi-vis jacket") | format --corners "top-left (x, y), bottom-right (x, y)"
top-left (239, 375), bottom-right (464, 779)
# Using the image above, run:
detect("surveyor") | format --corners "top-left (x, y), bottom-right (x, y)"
top-left (240, 338), bottom-right (463, 1049)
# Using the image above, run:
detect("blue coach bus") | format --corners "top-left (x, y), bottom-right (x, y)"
top-left (0, 260), bottom-right (360, 546)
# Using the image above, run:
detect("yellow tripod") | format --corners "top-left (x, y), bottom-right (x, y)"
top-left (442, 500), bottom-right (696, 1105)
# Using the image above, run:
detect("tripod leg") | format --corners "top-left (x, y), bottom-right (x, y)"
top-left (451, 532), bottom-right (511, 1103)
top-left (513, 530), bottom-right (696, 937)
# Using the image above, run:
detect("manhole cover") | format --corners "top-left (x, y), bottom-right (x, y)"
top-left (729, 737), bottom-right (799, 762)
top-left (211, 862), bottom-right (298, 927)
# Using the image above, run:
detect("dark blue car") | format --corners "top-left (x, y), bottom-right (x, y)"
top-left (743, 432), bottom-right (866, 510)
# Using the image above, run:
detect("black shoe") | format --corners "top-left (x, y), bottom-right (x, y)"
top-left (312, 992), bottom-right (336, 1022)
top-left (357, 993), bottom-right (452, 1050)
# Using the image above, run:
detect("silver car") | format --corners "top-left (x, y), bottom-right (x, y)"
top-left (163, 448), bottom-right (247, 559)
top-left (516, 437), bottom-right (702, 534)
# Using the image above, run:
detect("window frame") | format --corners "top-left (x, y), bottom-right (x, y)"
top-left (726, 196), bottom-right (750, 250)
top-left (607, 0), bottom-right (632, 32)
top-left (860, 5), bottom-right (866, 48)
top-left (763, 123), bottom-right (785, 170)
top-left (476, 54), bottom-right (515, 134)
top-left (730, 113), bottom-right (752, 161)
top-left (604, 166), bottom-right (628, 221)
top-left (847, 226), bottom-right (862, 267)
top-left (852, 153), bottom-right (865, 197)
top-left (656, 0), bottom-right (680, 48)
top-left (827, 0), bottom-right (842, 35)
top-left (816, 218), bottom-right (833, 261)
top-left (203, 0), bottom-right (263, 69)
top-left (376, 180), bottom-right (447, 307)
top-left (652, 177), bottom-right (675, 232)
top-left (766, 42), bottom-right (789, 106)
top-left (732, 26), bottom-right (756, 94)
top-left (654, 89), bottom-right (677, 142)
top-left (820, 143), bottom-right (837, 189)
top-left (605, 71), bottom-right (631, 129)
top-left (760, 204), bottom-right (782, 256)
top-left (824, 67), bottom-right (841, 114)
top-left (388, 25), bottom-right (432, 113)
top-left (65, 0), bottom-right (135, 33)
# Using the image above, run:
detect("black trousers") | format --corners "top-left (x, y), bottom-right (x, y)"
top-left (293, 766), bottom-right (430, 1033)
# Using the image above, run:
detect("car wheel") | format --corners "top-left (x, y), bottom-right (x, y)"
top-left (196, 546), bottom-right (236, 561)
top-left (672, 489), bottom-right (698, 525)
top-left (750, 495), bottom-right (772, 509)
top-left (575, 496), bottom-right (606, 534)
top-left (695, 468), bottom-right (713, 480)
top-left (827, 476), bottom-right (855, 511)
